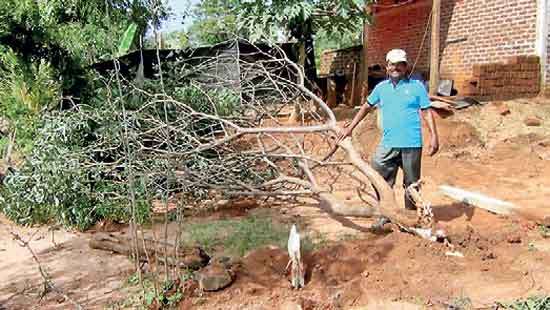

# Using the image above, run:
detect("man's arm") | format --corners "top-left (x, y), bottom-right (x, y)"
top-left (421, 108), bottom-right (439, 156)
top-left (414, 80), bottom-right (439, 156)
top-left (336, 84), bottom-right (380, 143)
top-left (336, 102), bottom-right (374, 143)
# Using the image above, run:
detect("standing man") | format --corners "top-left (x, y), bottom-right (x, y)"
top-left (337, 49), bottom-right (439, 212)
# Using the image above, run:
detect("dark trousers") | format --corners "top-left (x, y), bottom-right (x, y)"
top-left (371, 145), bottom-right (422, 210)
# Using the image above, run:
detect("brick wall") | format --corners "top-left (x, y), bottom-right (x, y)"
top-left (367, 1), bottom-right (432, 73)
top-left (368, 0), bottom-right (540, 98)
top-left (469, 56), bottom-right (540, 100)
top-left (440, 0), bottom-right (538, 95)
top-left (319, 0), bottom-right (542, 100)
top-left (319, 46), bottom-right (362, 77)
top-left (319, 46), bottom-right (363, 106)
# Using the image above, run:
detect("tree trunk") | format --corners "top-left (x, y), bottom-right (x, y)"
top-left (303, 32), bottom-right (318, 88)
top-left (289, 43), bottom-right (308, 123)
top-left (89, 233), bottom-right (210, 269)
top-left (429, 0), bottom-right (441, 95)
top-left (360, 7), bottom-right (370, 104)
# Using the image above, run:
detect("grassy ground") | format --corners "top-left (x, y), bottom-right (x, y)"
top-left (182, 213), bottom-right (317, 257)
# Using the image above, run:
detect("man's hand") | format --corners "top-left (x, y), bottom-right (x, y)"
top-left (333, 103), bottom-right (372, 146)
top-left (336, 121), bottom-right (352, 144)
top-left (421, 108), bottom-right (439, 156)
top-left (428, 135), bottom-right (439, 156)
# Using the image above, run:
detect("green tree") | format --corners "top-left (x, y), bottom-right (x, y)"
top-left (235, 0), bottom-right (372, 85)
top-left (0, 0), bottom-right (168, 152)
top-left (0, 0), bottom-right (168, 97)
top-left (163, 30), bottom-right (191, 49)
top-left (169, 0), bottom-right (252, 47)
top-left (0, 0), bottom-right (167, 64)
top-left (188, 0), bottom-right (242, 45)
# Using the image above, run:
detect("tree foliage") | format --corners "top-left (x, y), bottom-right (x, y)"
top-left (161, 0), bottom-right (247, 47)
top-left (187, 0), bottom-right (244, 45)
top-left (235, 0), bottom-right (371, 42)
top-left (177, 1), bottom-right (369, 52)
top-left (232, 0), bottom-right (371, 84)
top-left (0, 0), bottom-right (168, 153)
top-left (0, 0), bottom-right (167, 65)
top-left (2, 79), bottom-right (155, 229)
top-left (0, 60), bottom-right (252, 229)
top-left (0, 0), bottom-right (168, 100)
top-left (0, 48), bottom-right (61, 152)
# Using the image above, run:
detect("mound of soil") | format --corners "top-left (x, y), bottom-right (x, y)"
top-left (429, 117), bottom-right (482, 151)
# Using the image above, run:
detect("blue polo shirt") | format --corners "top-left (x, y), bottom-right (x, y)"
top-left (367, 79), bottom-right (431, 148)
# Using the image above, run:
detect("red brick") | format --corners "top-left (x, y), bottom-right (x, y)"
top-left (525, 55), bottom-right (540, 64)
top-left (507, 56), bottom-right (521, 64)
top-left (472, 65), bottom-right (483, 77)
top-left (485, 64), bottom-right (497, 73)
top-left (516, 55), bottom-right (529, 63)
top-left (494, 79), bottom-right (505, 87)
top-left (512, 64), bottom-right (523, 72)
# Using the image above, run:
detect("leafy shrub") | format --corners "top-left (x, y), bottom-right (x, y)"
top-left (0, 112), bottom-right (136, 229)
top-left (172, 86), bottom-right (240, 117)
top-left (0, 47), bottom-right (61, 153)
top-left (0, 91), bottom-right (151, 230)
top-left (497, 295), bottom-right (550, 310)
top-left (0, 72), bottom-right (244, 230)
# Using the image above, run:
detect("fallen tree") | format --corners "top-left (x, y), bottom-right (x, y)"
top-left (3, 39), bottom-right (431, 233)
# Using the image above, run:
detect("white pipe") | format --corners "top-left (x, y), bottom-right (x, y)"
top-left (439, 185), bottom-right (517, 215)
top-left (536, 0), bottom-right (549, 85)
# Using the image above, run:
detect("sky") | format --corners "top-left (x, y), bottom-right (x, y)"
top-left (159, 0), bottom-right (200, 33)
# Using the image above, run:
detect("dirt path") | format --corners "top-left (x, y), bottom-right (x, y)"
top-left (0, 219), bottom-right (134, 309)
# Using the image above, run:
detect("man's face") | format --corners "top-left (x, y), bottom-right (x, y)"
top-left (387, 61), bottom-right (408, 79)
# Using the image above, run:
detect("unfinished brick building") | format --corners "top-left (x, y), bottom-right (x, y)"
top-left (319, 0), bottom-right (549, 103)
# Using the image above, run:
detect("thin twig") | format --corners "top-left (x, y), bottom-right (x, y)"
top-left (10, 231), bottom-right (83, 310)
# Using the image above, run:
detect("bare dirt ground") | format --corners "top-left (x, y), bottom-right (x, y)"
top-left (1, 98), bottom-right (550, 309)
top-left (0, 218), bottom-right (134, 309)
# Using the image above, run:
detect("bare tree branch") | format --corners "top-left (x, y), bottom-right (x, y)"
top-left (10, 231), bottom-right (83, 310)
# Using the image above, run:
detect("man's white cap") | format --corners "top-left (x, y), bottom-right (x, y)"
top-left (386, 49), bottom-right (408, 63)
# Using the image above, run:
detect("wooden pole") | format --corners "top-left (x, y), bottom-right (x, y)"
top-left (360, 6), bottom-right (370, 103)
top-left (429, 0), bottom-right (440, 95)
top-left (289, 43), bottom-right (307, 122)
top-left (350, 62), bottom-right (357, 106)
